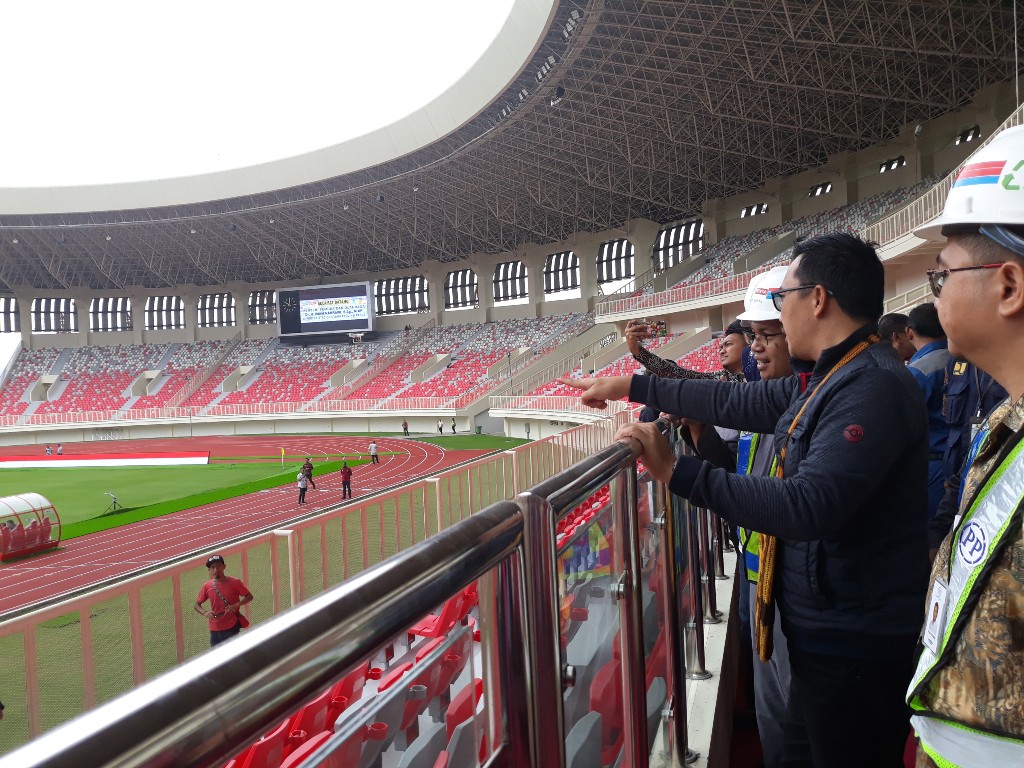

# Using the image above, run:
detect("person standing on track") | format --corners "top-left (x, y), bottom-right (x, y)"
top-left (450, 417), bottom-right (456, 434)
top-left (368, 440), bottom-right (379, 464)
top-left (402, 419), bottom-right (409, 436)
top-left (340, 461), bottom-right (353, 499)
top-left (437, 419), bottom-right (443, 434)
top-left (301, 457), bottom-right (316, 490)
top-left (297, 470), bottom-right (309, 504)
top-left (194, 555), bottom-right (253, 647)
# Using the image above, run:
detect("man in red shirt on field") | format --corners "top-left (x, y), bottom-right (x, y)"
top-left (194, 554), bottom-right (253, 646)
top-left (340, 462), bottom-right (353, 499)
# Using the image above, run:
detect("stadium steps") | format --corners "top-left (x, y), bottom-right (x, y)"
top-left (48, 348), bottom-right (76, 376)
top-left (44, 377), bottom-right (71, 402)
top-left (199, 390), bottom-right (231, 414)
top-left (155, 344), bottom-right (181, 370)
top-left (18, 400), bottom-right (42, 424)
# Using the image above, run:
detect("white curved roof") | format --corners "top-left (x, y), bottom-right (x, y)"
top-left (0, 494), bottom-right (56, 516)
top-left (1, 1), bottom-right (1020, 290)
top-left (0, 0), bottom-right (543, 214)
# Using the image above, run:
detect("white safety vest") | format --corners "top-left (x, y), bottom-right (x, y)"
top-left (907, 430), bottom-right (1024, 767)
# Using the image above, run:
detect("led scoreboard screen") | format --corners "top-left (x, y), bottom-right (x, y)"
top-left (277, 282), bottom-right (373, 337)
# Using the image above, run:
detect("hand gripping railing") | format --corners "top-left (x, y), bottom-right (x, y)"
top-left (0, 421), bottom-right (716, 768)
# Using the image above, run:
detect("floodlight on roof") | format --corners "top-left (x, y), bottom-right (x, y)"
top-left (105, 235), bottom-right (111, 241)
top-left (190, 228), bottom-right (196, 234)
top-left (11, 238), bottom-right (17, 244)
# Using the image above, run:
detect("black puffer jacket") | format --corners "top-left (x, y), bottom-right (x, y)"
top-left (632, 324), bottom-right (931, 658)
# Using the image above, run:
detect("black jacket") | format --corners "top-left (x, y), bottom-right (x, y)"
top-left (631, 324), bottom-right (931, 658)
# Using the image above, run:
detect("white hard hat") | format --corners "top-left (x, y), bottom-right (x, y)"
top-left (915, 125), bottom-right (1024, 250)
top-left (736, 265), bottom-right (788, 322)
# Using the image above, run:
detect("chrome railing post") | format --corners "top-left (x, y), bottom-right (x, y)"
top-left (616, 465), bottom-right (649, 768)
top-left (712, 514), bottom-right (729, 580)
top-left (652, 477), bottom-right (691, 763)
top-left (720, 515), bottom-right (735, 552)
top-left (697, 508), bottom-right (720, 624)
top-left (680, 494), bottom-right (711, 682)
top-left (497, 549), bottom-right (532, 765)
top-left (516, 491), bottom-right (566, 767)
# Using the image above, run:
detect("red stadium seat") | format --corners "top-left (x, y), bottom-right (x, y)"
top-left (444, 678), bottom-right (483, 741)
top-left (589, 658), bottom-right (624, 766)
top-left (407, 594), bottom-right (466, 644)
top-left (279, 730), bottom-right (333, 768)
top-left (326, 661), bottom-right (370, 731)
top-left (285, 688), bottom-right (332, 756)
top-left (236, 718), bottom-right (290, 768)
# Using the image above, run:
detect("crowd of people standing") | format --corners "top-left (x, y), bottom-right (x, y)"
top-left (564, 125), bottom-right (1024, 768)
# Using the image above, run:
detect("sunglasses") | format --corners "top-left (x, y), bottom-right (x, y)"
top-left (926, 263), bottom-right (1005, 297)
top-left (764, 284), bottom-right (834, 311)
top-left (744, 330), bottom-right (786, 346)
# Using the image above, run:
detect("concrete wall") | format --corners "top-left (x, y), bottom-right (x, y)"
top-left (0, 410), bottom-right (504, 448)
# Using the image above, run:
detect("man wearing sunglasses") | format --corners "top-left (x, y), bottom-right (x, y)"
top-left (905, 125), bottom-right (1024, 767)
top-left (562, 232), bottom-right (930, 767)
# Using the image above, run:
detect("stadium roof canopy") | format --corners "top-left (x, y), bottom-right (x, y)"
top-left (1, 0), bottom-right (1021, 291)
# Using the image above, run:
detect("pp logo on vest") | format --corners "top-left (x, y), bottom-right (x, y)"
top-left (957, 521), bottom-right (989, 566)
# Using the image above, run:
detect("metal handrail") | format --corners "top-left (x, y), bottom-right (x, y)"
top-left (0, 501), bottom-right (523, 768)
top-left (0, 420), bottom-right (710, 768)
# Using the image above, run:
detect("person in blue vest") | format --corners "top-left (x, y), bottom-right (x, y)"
top-left (905, 302), bottom-right (951, 520)
top-left (926, 359), bottom-right (1006, 555)
top-left (904, 125), bottom-right (1024, 766)
top-left (562, 232), bottom-right (930, 767)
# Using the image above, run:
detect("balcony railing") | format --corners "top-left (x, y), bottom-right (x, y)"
top-left (595, 267), bottom-right (770, 320)
top-left (0, 421), bottom-right (730, 768)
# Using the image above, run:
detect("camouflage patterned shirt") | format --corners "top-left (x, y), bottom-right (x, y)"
top-left (632, 344), bottom-right (744, 383)
top-left (916, 393), bottom-right (1024, 766)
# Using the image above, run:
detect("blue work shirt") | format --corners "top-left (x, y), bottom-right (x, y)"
top-left (907, 339), bottom-right (951, 519)
top-left (940, 359), bottom-right (1007, 480)
top-left (907, 340), bottom-right (951, 458)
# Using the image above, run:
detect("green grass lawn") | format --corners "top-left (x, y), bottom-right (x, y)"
top-left (0, 460), bottom-right (368, 539)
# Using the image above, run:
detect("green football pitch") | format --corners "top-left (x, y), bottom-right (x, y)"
top-left (0, 435), bottom-right (528, 540)
top-left (1, 460), bottom-right (363, 538)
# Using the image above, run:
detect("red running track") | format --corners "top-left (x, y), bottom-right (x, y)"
top-left (0, 436), bottom-right (489, 616)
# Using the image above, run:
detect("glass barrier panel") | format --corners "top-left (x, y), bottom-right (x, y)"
top-left (556, 481), bottom-right (622, 768)
top-left (297, 597), bottom-right (490, 767)
top-left (638, 468), bottom-right (670, 759)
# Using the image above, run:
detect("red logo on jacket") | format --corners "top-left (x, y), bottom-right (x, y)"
top-left (843, 424), bottom-right (864, 443)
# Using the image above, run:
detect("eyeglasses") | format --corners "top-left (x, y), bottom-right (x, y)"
top-left (926, 263), bottom-right (1006, 297)
top-left (744, 330), bottom-right (786, 346)
top-left (765, 284), bottom-right (834, 311)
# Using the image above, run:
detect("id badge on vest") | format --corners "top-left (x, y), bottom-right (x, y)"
top-left (922, 579), bottom-right (950, 655)
top-left (969, 414), bottom-right (986, 443)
